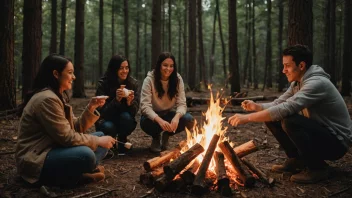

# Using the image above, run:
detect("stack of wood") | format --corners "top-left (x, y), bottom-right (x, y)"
top-left (140, 139), bottom-right (274, 196)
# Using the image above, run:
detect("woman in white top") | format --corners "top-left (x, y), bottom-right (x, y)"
top-left (140, 52), bottom-right (194, 152)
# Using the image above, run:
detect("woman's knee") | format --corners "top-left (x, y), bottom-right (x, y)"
top-left (98, 121), bottom-right (117, 137)
top-left (76, 146), bottom-right (96, 171)
top-left (181, 113), bottom-right (195, 129)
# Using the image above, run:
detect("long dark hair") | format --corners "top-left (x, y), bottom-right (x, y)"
top-left (153, 52), bottom-right (178, 99)
top-left (104, 54), bottom-right (132, 90)
top-left (18, 54), bottom-right (72, 115)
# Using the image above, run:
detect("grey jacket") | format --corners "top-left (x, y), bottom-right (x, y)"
top-left (262, 65), bottom-right (352, 149)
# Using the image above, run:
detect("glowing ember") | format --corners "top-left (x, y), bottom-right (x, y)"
top-left (185, 85), bottom-right (228, 173)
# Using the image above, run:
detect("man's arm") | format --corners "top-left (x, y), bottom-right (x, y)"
top-left (228, 110), bottom-right (272, 126)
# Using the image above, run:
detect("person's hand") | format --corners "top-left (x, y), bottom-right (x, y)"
top-left (155, 117), bottom-right (173, 132)
top-left (228, 113), bottom-right (250, 126)
top-left (116, 88), bottom-right (124, 102)
top-left (126, 91), bottom-right (134, 106)
top-left (88, 97), bottom-right (107, 112)
top-left (170, 116), bottom-right (180, 133)
top-left (241, 100), bottom-right (260, 112)
top-left (97, 136), bottom-right (116, 149)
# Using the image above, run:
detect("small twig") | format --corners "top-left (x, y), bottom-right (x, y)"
top-left (70, 191), bottom-right (94, 198)
top-left (0, 151), bottom-right (15, 155)
top-left (106, 169), bottom-right (118, 178)
top-left (121, 168), bottom-right (132, 175)
top-left (87, 188), bottom-right (119, 198)
top-left (328, 187), bottom-right (350, 197)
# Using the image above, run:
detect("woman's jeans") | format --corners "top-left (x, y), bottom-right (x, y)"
top-left (39, 132), bottom-right (108, 187)
top-left (265, 114), bottom-right (348, 168)
top-left (140, 112), bottom-right (195, 139)
top-left (96, 112), bottom-right (136, 143)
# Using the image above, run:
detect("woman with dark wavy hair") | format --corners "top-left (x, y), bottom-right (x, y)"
top-left (16, 54), bottom-right (116, 187)
top-left (95, 54), bottom-right (139, 155)
top-left (140, 52), bottom-right (194, 152)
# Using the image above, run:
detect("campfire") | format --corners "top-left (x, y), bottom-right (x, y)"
top-left (140, 87), bottom-right (273, 196)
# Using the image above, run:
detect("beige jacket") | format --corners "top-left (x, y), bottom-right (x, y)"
top-left (15, 89), bottom-right (100, 184)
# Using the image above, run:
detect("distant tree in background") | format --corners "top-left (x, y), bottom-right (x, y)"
top-left (228, 0), bottom-right (240, 93)
top-left (124, 0), bottom-right (129, 58)
top-left (50, 0), bottom-right (57, 54)
top-left (277, 0), bottom-right (286, 92)
top-left (99, 0), bottom-right (103, 78)
top-left (198, 0), bottom-right (206, 86)
top-left (72, 0), bottom-right (86, 98)
top-left (152, 0), bottom-right (161, 69)
top-left (59, 0), bottom-right (66, 55)
top-left (22, 0), bottom-right (42, 99)
top-left (188, 0), bottom-right (196, 90)
top-left (0, 0), bottom-right (16, 110)
top-left (341, 0), bottom-right (352, 96)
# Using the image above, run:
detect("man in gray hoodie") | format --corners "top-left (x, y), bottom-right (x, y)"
top-left (228, 45), bottom-right (352, 184)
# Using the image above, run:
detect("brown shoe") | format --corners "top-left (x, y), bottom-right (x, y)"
top-left (271, 158), bottom-right (305, 173)
top-left (290, 167), bottom-right (329, 184)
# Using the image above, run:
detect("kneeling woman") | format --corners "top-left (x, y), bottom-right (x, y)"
top-left (140, 52), bottom-right (195, 152)
top-left (16, 54), bottom-right (116, 187)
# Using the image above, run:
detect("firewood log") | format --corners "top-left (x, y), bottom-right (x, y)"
top-left (241, 157), bottom-right (274, 186)
top-left (233, 140), bottom-right (258, 158)
top-left (139, 166), bottom-right (164, 186)
top-left (219, 141), bottom-right (255, 187)
top-left (180, 160), bottom-right (200, 184)
top-left (214, 151), bottom-right (232, 196)
top-left (163, 143), bottom-right (204, 180)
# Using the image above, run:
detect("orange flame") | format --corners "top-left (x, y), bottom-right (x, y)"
top-left (185, 85), bottom-right (228, 173)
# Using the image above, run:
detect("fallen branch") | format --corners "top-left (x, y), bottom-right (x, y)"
top-left (0, 151), bottom-right (15, 155)
top-left (242, 157), bottom-right (274, 186)
top-left (87, 188), bottom-right (119, 198)
top-left (71, 191), bottom-right (94, 198)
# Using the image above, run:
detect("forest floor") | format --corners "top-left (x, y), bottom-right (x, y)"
top-left (1, 87), bottom-right (352, 198)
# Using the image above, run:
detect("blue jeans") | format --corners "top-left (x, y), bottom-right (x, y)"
top-left (96, 112), bottom-right (136, 142)
top-left (39, 132), bottom-right (108, 187)
top-left (140, 112), bottom-right (195, 138)
top-left (265, 114), bottom-right (347, 168)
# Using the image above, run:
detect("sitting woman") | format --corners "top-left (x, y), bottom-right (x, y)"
top-left (95, 54), bottom-right (139, 154)
top-left (140, 52), bottom-right (195, 152)
top-left (16, 54), bottom-right (116, 187)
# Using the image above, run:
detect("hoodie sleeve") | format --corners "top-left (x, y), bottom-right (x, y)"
top-left (267, 77), bottom-right (326, 121)
top-left (140, 77), bottom-right (159, 120)
top-left (175, 75), bottom-right (187, 116)
top-left (261, 82), bottom-right (295, 110)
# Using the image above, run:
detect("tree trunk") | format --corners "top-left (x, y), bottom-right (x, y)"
top-left (183, 0), bottom-right (188, 80)
top-left (0, 0), bottom-right (15, 110)
top-left (99, 0), bottom-right (103, 79)
top-left (152, 0), bottom-right (161, 69)
top-left (217, 0), bottom-right (226, 81)
top-left (228, 0), bottom-right (240, 93)
top-left (243, 0), bottom-right (251, 87)
top-left (188, 0), bottom-right (196, 90)
top-left (277, 0), bottom-right (286, 92)
top-left (197, 0), bottom-right (206, 87)
top-left (136, 0), bottom-right (141, 80)
top-left (72, 0), bottom-right (86, 98)
top-left (161, 0), bottom-right (165, 51)
top-left (341, 0), bottom-right (352, 96)
top-left (209, 1), bottom-right (218, 83)
top-left (22, 0), bottom-right (42, 99)
top-left (252, 0), bottom-right (258, 89)
top-left (50, 0), bottom-right (57, 54)
top-left (111, 0), bottom-right (115, 56)
top-left (168, 0), bottom-right (172, 51)
top-left (144, 1), bottom-right (148, 76)
top-left (329, 0), bottom-right (336, 86)
top-left (177, 4), bottom-right (182, 75)
top-left (263, 0), bottom-right (272, 91)
top-left (288, 0), bottom-right (313, 49)
top-left (59, 0), bottom-right (66, 55)
top-left (124, 0), bottom-right (129, 58)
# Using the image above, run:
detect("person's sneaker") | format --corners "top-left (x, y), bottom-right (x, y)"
top-left (290, 167), bottom-right (329, 184)
top-left (161, 132), bottom-right (170, 151)
top-left (150, 136), bottom-right (161, 153)
top-left (271, 158), bottom-right (305, 173)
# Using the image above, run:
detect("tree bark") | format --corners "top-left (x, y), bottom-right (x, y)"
top-left (197, 0), bottom-right (206, 86)
top-left (183, 0), bottom-right (188, 80)
top-left (50, 0), bottom-right (57, 54)
top-left (209, 1), bottom-right (218, 83)
top-left (136, 0), bottom-right (141, 80)
top-left (252, 0), bottom-right (258, 89)
top-left (124, 0), bottom-right (129, 58)
top-left (216, 0), bottom-right (227, 81)
top-left (152, 0), bottom-right (161, 69)
top-left (341, 0), bottom-right (352, 96)
top-left (277, 0), bottom-right (286, 92)
top-left (111, 0), bottom-right (115, 56)
top-left (214, 152), bottom-right (232, 197)
top-left (263, 0), bottom-right (272, 90)
top-left (59, 0), bottom-right (67, 55)
top-left (22, 0), bottom-right (42, 99)
top-left (0, 0), bottom-right (15, 111)
top-left (188, 0), bottom-right (197, 90)
top-left (99, 0), bottom-right (103, 79)
top-left (168, 0), bottom-right (172, 51)
top-left (288, 0), bottom-right (313, 49)
top-left (72, 0), bottom-right (86, 98)
top-left (228, 0), bottom-right (240, 93)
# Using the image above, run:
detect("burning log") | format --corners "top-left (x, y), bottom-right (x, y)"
top-left (155, 175), bottom-right (186, 192)
top-left (192, 134), bottom-right (220, 195)
top-left (241, 157), bottom-right (274, 186)
top-left (180, 160), bottom-right (200, 184)
top-left (214, 151), bottom-right (232, 197)
top-left (234, 140), bottom-right (258, 158)
top-left (143, 140), bottom-right (187, 171)
top-left (219, 141), bottom-right (255, 187)
top-left (140, 166), bottom-right (164, 186)
top-left (164, 143), bottom-right (204, 180)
